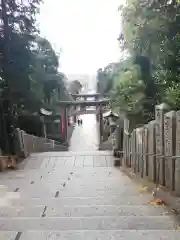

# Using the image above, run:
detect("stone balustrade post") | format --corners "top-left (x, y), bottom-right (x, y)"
top-left (147, 120), bottom-right (156, 181)
top-left (114, 125), bottom-right (121, 150)
top-left (155, 103), bottom-right (169, 185)
top-left (131, 129), bottom-right (136, 173)
top-left (142, 125), bottom-right (148, 178)
top-left (136, 127), bottom-right (144, 177)
top-left (21, 131), bottom-right (27, 157)
top-left (164, 111), bottom-right (176, 190)
top-left (14, 128), bottom-right (23, 157)
top-left (123, 118), bottom-right (130, 166)
top-left (175, 111), bottom-right (180, 195)
top-left (129, 133), bottom-right (132, 168)
top-left (99, 105), bottom-right (103, 144)
top-left (73, 105), bottom-right (77, 123)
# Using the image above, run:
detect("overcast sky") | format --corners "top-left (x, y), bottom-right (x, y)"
top-left (39, 0), bottom-right (123, 75)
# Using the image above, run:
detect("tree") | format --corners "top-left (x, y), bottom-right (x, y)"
top-left (0, 0), bottom-right (42, 154)
top-left (68, 80), bottom-right (82, 95)
top-left (0, 0), bottom-right (42, 93)
top-left (0, 0), bottom-right (73, 153)
top-left (119, 0), bottom-right (180, 106)
top-left (96, 59), bottom-right (134, 97)
top-left (96, 63), bottom-right (119, 96)
top-left (111, 64), bottom-right (145, 124)
top-left (32, 37), bottom-right (67, 104)
top-left (101, 0), bottom-right (180, 129)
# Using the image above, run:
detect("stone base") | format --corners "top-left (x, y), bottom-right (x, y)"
top-left (114, 158), bottom-right (121, 167)
top-left (113, 148), bottom-right (118, 157)
top-left (113, 148), bottom-right (123, 158)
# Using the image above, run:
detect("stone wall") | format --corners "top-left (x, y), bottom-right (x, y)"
top-left (14, 128), bottom-right (68, 159)
top-left (120, 104), bottom-right (180, 196)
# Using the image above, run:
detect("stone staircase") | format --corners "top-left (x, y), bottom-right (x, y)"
top-left (0, 151), bottom-right (179, 239)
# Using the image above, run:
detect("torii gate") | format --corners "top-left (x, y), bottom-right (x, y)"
top-left (70, 93), bottom-right (101, 122)
top-left (56, 98), bottom-right (109, 144)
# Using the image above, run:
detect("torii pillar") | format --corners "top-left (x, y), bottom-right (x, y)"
top-left (60, 106), bottom-right (68, 144)
top-left (73, 105), bottom-right (77, 123)
top-left (99, 104), bottom-right (103, 144)
top-left (95, 95), bottom-right (99, 121)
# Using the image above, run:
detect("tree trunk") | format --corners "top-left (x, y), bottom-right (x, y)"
top-left (0, 0), bottom-right (16, 155)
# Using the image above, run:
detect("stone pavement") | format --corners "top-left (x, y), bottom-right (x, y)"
top-left (69, 114), bottom-right (99, 151)
top-left (0, 114), bottom-right (179, 239)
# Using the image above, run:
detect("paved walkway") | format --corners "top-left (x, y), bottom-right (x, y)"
top-left (0, 114), bottom-right (179, 239)
top-left (69, 114), bottom-right (99, 151)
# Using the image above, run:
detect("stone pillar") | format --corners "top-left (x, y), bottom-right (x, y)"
top-left (73, 105), bottom-right (77, 123)
top-left (95, 95), bottom-right (98, 113)
top-left (14, 128), bottom-right (24, 157)
top-left (64, 107), bottom-right (68, 143)
top-left (136, 127), bottom-right (144, 177)
top-left (126, 131), bottom-right (131, 168)
top-left (99, 105), bottom-right (103, 144)
top-left (131, 129), bottom-right (136, 172)
top-left (21, 130), bottom-right (28, 157)
top-left (164, 111), bottom-right (176, 190)
top-left (84, 97), bottom-right (86, 111)
top-left (123, 118), bottom-right (130, 166)
top-left (175, 111), bottom-right (180, 195)
top-left (96, 105), bottom-right (99, 121)
top-left (155, 103), bottom-right (169, 185)
top-left (114, 125), bottom-right (121, 151)
top-left (135, 127), bottom-right (142, 172)
top-left (142, 125), bottom-right (148, 177)
top-left (40, 116), bottom-right (46, 138)
top-left (60, 107), bottom-right (68, 143)
top-left (113, 124), bottom-right (123, 158)
top-left (129, 133), bottom-right (132, 168)
top-left (43, 124), bottom-right (47, 138)
top-left (147, 120), bottom-right (156, 181)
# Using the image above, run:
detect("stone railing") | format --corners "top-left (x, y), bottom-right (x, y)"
top-left (14, 128), bottom-right (68, 159)
top-left (115, 103), bottom-right (180, 197)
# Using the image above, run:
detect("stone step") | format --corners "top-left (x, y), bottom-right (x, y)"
top-left (0, 205), bottom-right (168, 218)
top-left (15, 230), bottom-right (180, 240)
top-left (0, 232), bottom-right (17, 240)
top-left (45, 205), bottom-right (168, 217)
top-left (9, 189), bottom-right (143, 198)
top-left (11, 195), bottom-right (152, 206)
top-left (0, 179), bottom-right (131, 189)
top-left (32, 151), bottom-right (112, 157)
top-left (0, 182), bottom-right (144, 192)
top-left (2, 180), bottom-right (138, 189)
top-left (0, 165), bottom-right (121, 172)
top-left (0, 170), bottom-right (126, 180)
top-left (0, 206), bottom-right (44, 217)
top-left (0, 176), bottom-right (130, 183)
top-left (0, 216), bottom-right (178, 231)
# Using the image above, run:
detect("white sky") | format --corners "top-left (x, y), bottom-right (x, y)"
top-left (39, 0), bottom-right (123, 75)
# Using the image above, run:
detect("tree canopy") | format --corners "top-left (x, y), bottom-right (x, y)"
top-left (97, 0), bottom-right (180, 128)
top-left (0, 0), bottom-right (71, 154)
top-left (68, 80), bottom-right (82, 95)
